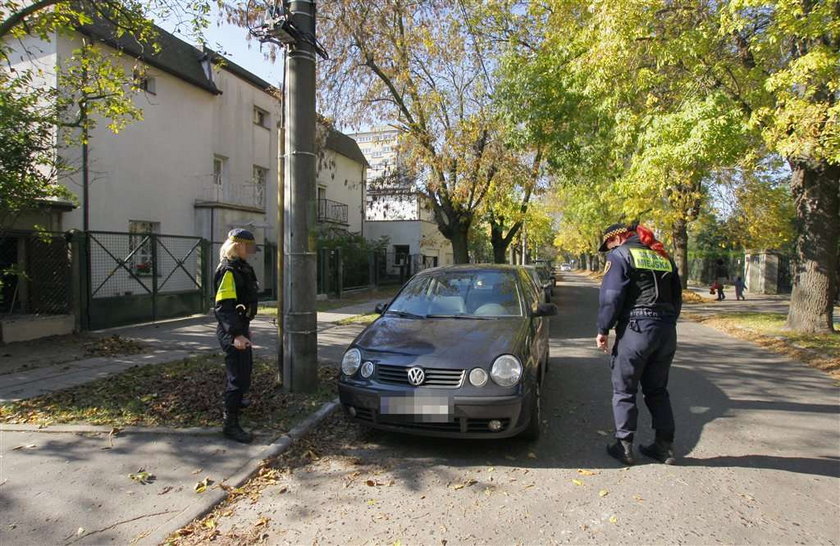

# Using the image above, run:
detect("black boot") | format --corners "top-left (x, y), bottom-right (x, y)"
top-left (223, 404), bottom-right (253, 444)
top-left (239, 397), bottom-right (252, 409)
top-left (606, 439), bottom-right (634, 465)
top-left (640, 436), bottom-right (676, 465)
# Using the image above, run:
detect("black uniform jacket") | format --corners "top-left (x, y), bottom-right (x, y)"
top-left (597, 235), bottom-right (682, 335)
top-left (214, 257), bottom-right (260, 341)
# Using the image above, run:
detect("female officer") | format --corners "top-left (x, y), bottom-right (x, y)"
top-left (215, 228), bottom-right (260, 443)
top-left (596, 223), bottom-right (682, 465)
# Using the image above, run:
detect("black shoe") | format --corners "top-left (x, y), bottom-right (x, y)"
top-left (222, 405), bottom-right (253, 444)
top-left (607, 439), bottom-right (634, 465)
top-left (640, 439), bottom-right (676, 465)
top-left (223, 423), bottom-right (254, 443)
top-left (240, 397), bottom-right (252, 409)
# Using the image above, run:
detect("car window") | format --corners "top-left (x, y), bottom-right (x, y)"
top-left (518, 268), bottom-right (540, 306)
top-left (387, 270), bottom-right (524, 318)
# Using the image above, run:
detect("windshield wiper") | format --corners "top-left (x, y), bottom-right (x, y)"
top-left (385, 310), bottom-right (425, 319)
top-left (425, 314), bottom-right (495, 320)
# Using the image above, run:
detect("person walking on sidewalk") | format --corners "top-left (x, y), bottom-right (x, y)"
top-left (734, 276), bottom-right (747, 300)
top-left (214, 228), bottom-right (260, 443)
top-left (596, 222), bottom-right (682, 466)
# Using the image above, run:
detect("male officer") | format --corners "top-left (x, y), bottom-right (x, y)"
top-left (596, 223), bottom-right (682, 465)
top-left (214, 228), bottom-right (260, 443)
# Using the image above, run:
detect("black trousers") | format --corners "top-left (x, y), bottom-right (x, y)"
top-left (217, 324), bottom-right (252, 408)
top-left (610, 318), bottom-right (676, 441)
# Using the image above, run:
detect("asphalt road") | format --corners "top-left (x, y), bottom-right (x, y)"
top-left (175, 273), bottom-right (840, 545)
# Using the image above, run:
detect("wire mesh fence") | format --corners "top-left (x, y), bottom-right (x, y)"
top-left (0, 231), bottom-right (72, 316)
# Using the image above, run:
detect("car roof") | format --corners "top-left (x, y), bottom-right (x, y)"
top-left (414, 263), bottom-right (525, 277)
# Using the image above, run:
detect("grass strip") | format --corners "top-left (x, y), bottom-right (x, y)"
top-left (683, 311), bottom-right (840, 378)
top-left (0, 354), bottom-right (337, 430)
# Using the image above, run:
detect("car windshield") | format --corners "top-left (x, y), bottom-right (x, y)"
top-left (387, 270), bottom-right (523, 318)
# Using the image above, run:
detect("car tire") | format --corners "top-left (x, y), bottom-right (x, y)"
top-left (519, 380), bottom-right (541, 441)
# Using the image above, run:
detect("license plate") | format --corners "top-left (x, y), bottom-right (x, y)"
top-left (380, 395), bottom-right (452, 422)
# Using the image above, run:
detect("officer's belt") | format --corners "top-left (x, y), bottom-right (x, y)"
top-left (625, 308), bottom-right (670, 319)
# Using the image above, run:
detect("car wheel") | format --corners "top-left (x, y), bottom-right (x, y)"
top-left (519, 380), bottom-right (541, 441)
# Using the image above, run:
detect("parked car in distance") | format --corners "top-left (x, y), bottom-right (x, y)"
top-left (338, 264), bottom-right (556, 439)
top-left (559, 263), bottom-right (572, 272)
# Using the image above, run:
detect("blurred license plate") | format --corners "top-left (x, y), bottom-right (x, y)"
top-left (380, 395), bottom-right (451, 422)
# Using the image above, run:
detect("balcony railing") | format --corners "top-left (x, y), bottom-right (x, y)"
top-left (318, 198), bottom-right (348, 225)
top-left (198, 183), bottom-right (265, 209)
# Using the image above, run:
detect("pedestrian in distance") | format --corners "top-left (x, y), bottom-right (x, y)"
top-left (214, 228), bottom-right (260, 443)
top-left (715, 281), bottom-right (726, 301)
top-left (596, 222), bottom-right (682, 466)
top-left (734, 276), bottom-right (746, 300)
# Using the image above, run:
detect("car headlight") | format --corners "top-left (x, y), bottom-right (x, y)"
top-left (469, 367), bottom-right (489, 387)
top-left (341, 348), bottom-right (362, 376)
top-left (490, 355), bottom-right (522, 387)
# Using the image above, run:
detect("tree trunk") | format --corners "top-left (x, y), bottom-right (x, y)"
top-left (490, 220), bottom-right (522, 264)
top-left (671, 218), bottom-right (689, 289)
top-left (449, 221), bottom-right (471, 264)
top-left (785, 160), bottom-right (839, 333)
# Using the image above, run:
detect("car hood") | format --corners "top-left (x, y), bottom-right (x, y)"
top-left (353, 316), bottom-right (529, 368)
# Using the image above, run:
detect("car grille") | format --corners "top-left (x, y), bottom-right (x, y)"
top-left (377, 364), bottom-right (465, 388)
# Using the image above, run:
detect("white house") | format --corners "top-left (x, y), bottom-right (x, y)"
top-left (4, 19), bottom-right (367, 331)
top-left (349, 127), bottom-right (452, 274)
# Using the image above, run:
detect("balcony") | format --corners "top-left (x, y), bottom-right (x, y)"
top-left (318, 198), bottom-right (348, 225)
top-left (196, 183), bottom-right (265, 211)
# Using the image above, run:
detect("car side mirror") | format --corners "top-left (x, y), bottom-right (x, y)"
top-left (532, 302), bottom-right (557, 317)
top-left (375, 303), bottom-right (388, 314)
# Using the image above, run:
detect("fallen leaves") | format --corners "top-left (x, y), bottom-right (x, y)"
top-left (599, 489), bottom-right (609, 497)
top-left (129, 469), bottom-right (155, 485)
top-left (576, 469), bottom-right (599, 476)
top-left (571, 479), bottom-right (585, 487)
top-left (451, 478), bottom-right (478, 490)
top-left (11, 444), bottom-right (36, 451)
top-left (194, 477), bottom-right (214, 494)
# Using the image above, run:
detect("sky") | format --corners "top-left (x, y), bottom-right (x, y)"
top-left (157, 4), bottom-right (285, 87)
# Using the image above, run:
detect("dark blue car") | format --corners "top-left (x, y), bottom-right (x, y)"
top-left (338, 265), bottom-right (556, 439)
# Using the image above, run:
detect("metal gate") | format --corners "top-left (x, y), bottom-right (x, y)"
top-left (82, 231), bottom-right (208, 330)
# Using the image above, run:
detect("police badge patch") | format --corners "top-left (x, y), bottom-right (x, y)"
top-left (604, 260), bottom-right (612, 274)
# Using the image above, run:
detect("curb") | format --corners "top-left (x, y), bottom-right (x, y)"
top-left (140, 398), bottom-right (340, 546)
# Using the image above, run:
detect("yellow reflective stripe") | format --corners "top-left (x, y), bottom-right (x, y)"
top-left (629, 248), bottom-right (673, 272)
top-left (215, 270), bottom-right (237, 302)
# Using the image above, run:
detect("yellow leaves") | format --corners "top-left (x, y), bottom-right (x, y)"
top-left (571, 479), bottom-right (585, 487)
top-left (576, 469), bottom-right (599, 476)
top-left (599, 489), bottom-right (609, 497)
top-left (451, 478), bottom-right (478, 490)
top-left (194, 477), bottom-right (214, 494)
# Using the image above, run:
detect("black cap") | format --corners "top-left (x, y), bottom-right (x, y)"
top-left (598, 223), bottom-right (629, 252)
top-left (228, 228), bottom-right (255, 243)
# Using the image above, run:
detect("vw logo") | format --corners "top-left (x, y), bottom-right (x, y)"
top-left (407, 367), bottom-right (425, 386)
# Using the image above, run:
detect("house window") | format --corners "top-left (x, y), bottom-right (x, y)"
top-left (214, 156), bottom-right (227, 186)
top-left (133, 70), bottom-right (156, 94)
top-left (253, 165), bottom-right (268, 207)
top-left (253, 106), bottom-right (269, 128)
top-left (394, 245), bottom-right (410, 266)
top-left (129, 220), bottom-right (159, 276)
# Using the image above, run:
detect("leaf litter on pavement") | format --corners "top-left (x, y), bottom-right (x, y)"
top-left (0, 355), bottom-right (337, 431)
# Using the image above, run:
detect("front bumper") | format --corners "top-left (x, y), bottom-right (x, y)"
top-left (338, 382), bottom-right (528, 439)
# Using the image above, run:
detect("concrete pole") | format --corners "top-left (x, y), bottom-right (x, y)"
top-left (283, 0), bottom-right (318, 392)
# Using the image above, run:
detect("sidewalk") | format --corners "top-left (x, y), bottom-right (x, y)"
top-left (0, 297), bottom-right (387, 545)
top-left (0, 297), bottom-right (388, 403)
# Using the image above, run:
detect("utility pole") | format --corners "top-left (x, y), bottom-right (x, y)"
top-left (253, 0), bottom-right (325, 393)
top-left (283, 0), bottom-right (318, 392)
